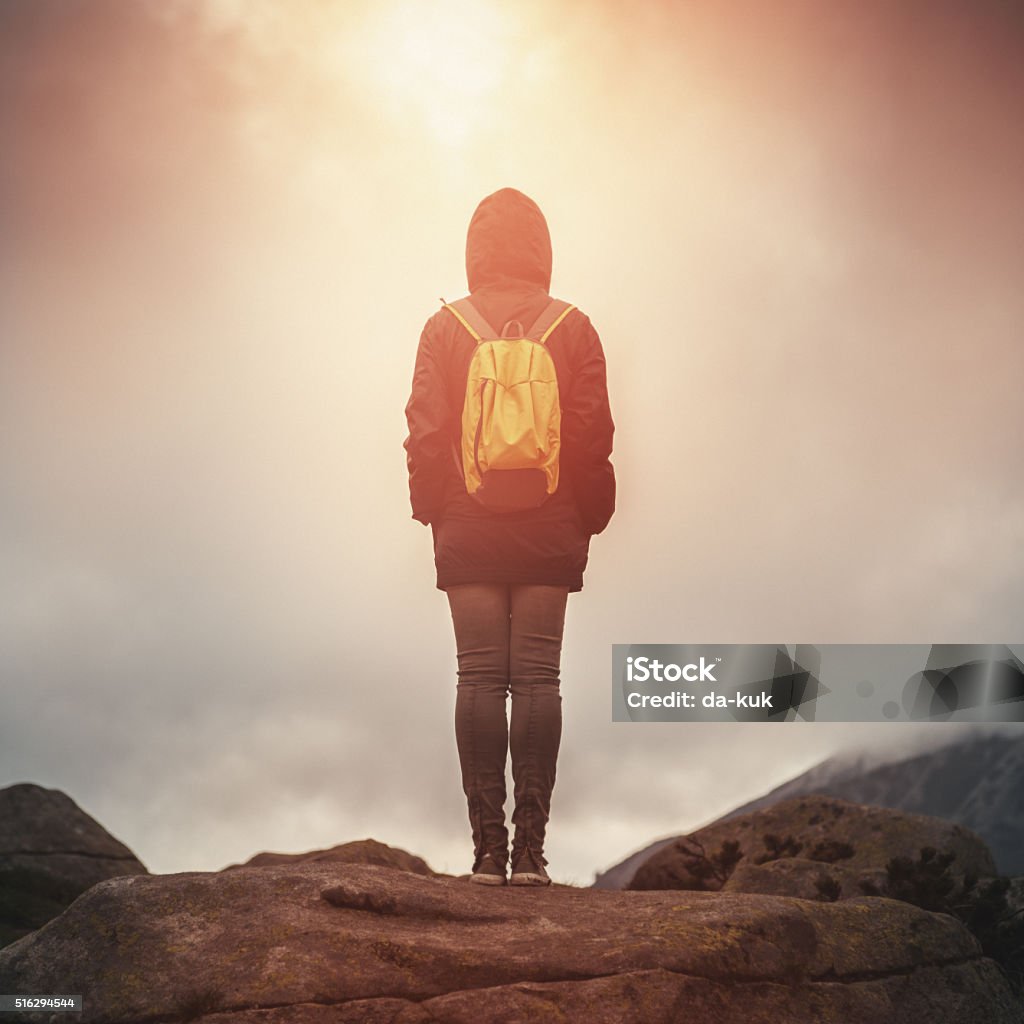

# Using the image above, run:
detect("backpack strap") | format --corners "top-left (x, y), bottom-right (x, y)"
top-left (527, 299), bottom-right (576, 345)
top-left (445, 296), bottom-right (575, 344)
top-left (444, 297), bottom-right (498, 342)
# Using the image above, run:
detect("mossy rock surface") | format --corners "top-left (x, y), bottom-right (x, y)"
top-left (722, 857), bottom-right (891, 903)
top-left (0, 783), bottom-right (147, 947)
top-left (629, 795), bottom-right (995, 893)
top-left (0, 859), bottom-right (1018, 1023)
top-left (222, 838), bottom-right (434, 877)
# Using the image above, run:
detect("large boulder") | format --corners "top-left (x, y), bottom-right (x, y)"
top-left (223, 839), bottom-right (435, 876)
top-left (0, 861), bottom-right (1018, 1023)
top-left (0, 783), bottom-right (147, 947)
top-left (597, 733), bottom-right (1024, 888)
top-left (629, 794), bottom-right (995, 894)
top-left (722, 856), bottom-right (888, 902)
top-left (716, 730), bottom-right (1024, 876)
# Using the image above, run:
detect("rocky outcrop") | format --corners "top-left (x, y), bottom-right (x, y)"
top-left (0, 860), bottom-right (1018, 1023)
top-left (0, 783), bottom-right (147, 947)
top-left (223, 839), bottom-right (435, 876)
top-left (593, 836), bottom-right (677, 890)
top-left (721, 855), bottom-right (883, 902)
top-left (715, 732), bottom-right (1024, 875)
top-left (628, 795), bottom-right (994, 894)
top-left (595, 732), bottom-right (1024, 888)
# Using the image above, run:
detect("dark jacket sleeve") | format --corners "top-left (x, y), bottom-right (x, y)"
top-left (403, 317), bottom-right (455, 526)
top-left (561, 315), bottom-right (616, 535)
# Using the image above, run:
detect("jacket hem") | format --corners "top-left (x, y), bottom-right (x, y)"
top-left (437, 569), bottom-right (583, 594)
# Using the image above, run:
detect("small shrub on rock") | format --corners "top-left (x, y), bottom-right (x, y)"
top-left (870, 846), bottom-right (1024, 999)
top-left (885, 846), bottom-right (957, 912)
top-left (754, 833), bottom-right (803, 864)
top-left (672, 836), bottom-right (744, 887)
top-left (809, 840), bottom-right (855, 864)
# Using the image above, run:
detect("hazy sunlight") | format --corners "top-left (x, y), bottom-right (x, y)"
top-left (345, 0), bottom-right (526, 147)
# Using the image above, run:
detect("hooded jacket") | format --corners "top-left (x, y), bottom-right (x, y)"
top-left (404, 188), bottom-right (615, 592)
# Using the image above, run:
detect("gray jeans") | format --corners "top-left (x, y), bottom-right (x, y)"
top-left (446, 583), bottom-right (569, 871)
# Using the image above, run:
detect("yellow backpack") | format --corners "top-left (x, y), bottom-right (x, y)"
top-left (445, 297), bottom-right (575, 512)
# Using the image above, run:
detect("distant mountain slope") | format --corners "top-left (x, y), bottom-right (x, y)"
top-left (594, 732), bottom-right (1023, 888)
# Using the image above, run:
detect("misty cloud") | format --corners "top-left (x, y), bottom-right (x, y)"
top-left (1, 0), bottom-right (1021, 881)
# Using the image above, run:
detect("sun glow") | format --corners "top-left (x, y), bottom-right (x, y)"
top-left (344, 1), bottom-right (525, 147)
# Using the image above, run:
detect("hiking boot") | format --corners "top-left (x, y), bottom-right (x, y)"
top-left (469, 852), bottom-right (507, 886)
top-left (510, 848), bottom-right (551, 886)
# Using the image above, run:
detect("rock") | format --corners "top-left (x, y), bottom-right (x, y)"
top-left (223, 838), bottom-right (434, 876)
top-left (1006, 875), bottom-right (1024, 914)
top-left (0, 783), bottom-right (147, 947)
top-left (714, 732), bottom-right (1024, 876)
top-left (592, 836), bottom-right (676, 889)
top-left (721, 857), bottom-right (891, 902)
top-left (628, 795), bottom-right (995, 893)
top-left (0, 861), bottom-right (1018, 1023)
top-left (598, 732), bottom-right (1024, 888)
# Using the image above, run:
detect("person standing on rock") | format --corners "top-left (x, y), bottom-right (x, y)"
top-left (404, 187), bottom-right (616, 886)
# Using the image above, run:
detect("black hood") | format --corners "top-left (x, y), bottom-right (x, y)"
top-left (465, 187), bottom-right (552, 293)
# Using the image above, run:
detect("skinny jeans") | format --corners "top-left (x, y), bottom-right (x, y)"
top-left (446, 583), bottom-right (568, 871)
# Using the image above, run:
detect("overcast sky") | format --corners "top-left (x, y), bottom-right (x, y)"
top-left (2, 0), bottom-right (1022, 884)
